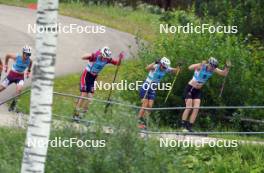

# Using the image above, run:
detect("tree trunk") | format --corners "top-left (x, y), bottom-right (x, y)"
top-left (21, 0), bottom-right (59, 172)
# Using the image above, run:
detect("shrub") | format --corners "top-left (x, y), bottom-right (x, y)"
top-left (122, 10), bottom-right (264, 131)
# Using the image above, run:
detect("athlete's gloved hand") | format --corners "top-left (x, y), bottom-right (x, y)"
top-left (4, 65), bottom-right (8, 73)
top-left (117, 52), bottom-right (125, 65)
top-left (225, 60), bottom-right (232, 68)
top-left (155, 58), bottom-right (161, 64)
top-left (25, 71), bottom-right (30, 78)
top-left (119, 52), bottom-right (125, 60)
top-left (177, 62), bottom-right (183, 67)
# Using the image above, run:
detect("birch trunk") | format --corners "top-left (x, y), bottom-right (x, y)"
top-left (21, 0), bottom-right (59, 172)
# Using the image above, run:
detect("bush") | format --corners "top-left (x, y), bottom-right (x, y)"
top-left (122, 10), bottom-right (264, 131)
top-left (1, 126), bottom-right (264, 172)
top-left (195, 0), bottom-right (264, 40)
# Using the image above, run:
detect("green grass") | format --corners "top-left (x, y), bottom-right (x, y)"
top-left (1, 127), bottom-right (264, 173)
top-left (60, 2), bottom-right (159, 41)
top-left (0, 0), bottom-right (36, 6)
top-left (15, 61), bottom-right (264, 142)
top-left (0, 0), bottom-right (159, 41)
top-left (211, 134), bottom-right (264, 142)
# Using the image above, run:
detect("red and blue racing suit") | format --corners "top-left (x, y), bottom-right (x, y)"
top-left (80, 50), bottom-right (119, 93)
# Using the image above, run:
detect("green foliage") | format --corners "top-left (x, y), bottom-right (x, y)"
top-left (0, 0), bottom-right (37, 6)
top-left (122, 9), bottom-right (264, 130)
top-left (58, 0), bottom-right (264, 40)
top-left (195, 0), bottom-right (264, 40)
top-left (1, 126), bottom-right (264, 173)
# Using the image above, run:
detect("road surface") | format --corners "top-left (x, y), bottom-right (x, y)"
top-left (0, 4), bottom-right (138, 102)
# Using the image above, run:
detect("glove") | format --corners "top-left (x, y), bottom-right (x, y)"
top-left (155, 58), bottom-right (161, 64)
top-left (119, 52), bottom-right (125, 60)
top-left (177, 62), bottom-right (183, 67)
top-left (25, 71), bottom-right (30, 78)
top-left (225, 60), bottom-right (232, 68)
top-left (118, 52), bottom-right (125, 65)
top-left (4, 65), bottom-right (8, 73)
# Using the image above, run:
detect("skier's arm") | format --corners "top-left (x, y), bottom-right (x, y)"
top-left (188, 63), bottom-right (203, 71)
top-left (27, 59), bottom-right (33, 72)
top-left (5, 53), bottom-right (16, 65)
top-left (109, 52), bottom-right (125, 66)
top-left (4, 53), bottom-right (16, 72)
top-left (170, 66), bottom-right (180, 74)
top-left (82, 53), bottom-right (96, 61)
top-left (214, 67), bottom-right (229, 77)
top-left (146, 63), bottom-right (156, 71)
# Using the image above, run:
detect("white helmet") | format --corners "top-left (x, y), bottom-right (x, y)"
top-left (208, 57), bottom-right (218, 68)
top-left (101, 46), bottom-right (112, 58)
top-left (22, 45), bottom-right (32, 56)
top-left (160, 57), bottom-right (171, 69)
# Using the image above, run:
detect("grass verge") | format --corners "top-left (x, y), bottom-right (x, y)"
top-left (1, 127), bottom-right (264, 173)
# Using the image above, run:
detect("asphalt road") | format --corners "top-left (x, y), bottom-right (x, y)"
top-left (0, 4), bottom-right (138, 102)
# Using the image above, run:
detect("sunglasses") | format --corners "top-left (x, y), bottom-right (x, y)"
top-left (209, 64), bottom-right (217, 69)
top-left (25, 53), bottom-right (31, 56)
top-left (161, 64), bottom-right (168, 69)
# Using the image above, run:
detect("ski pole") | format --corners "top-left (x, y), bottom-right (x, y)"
top-left (219, 60), bottom-right (231, 98)
top-left (219, 76), bottom-right (227, 98)
top-left (104, 52), bottom-right (124, 114)
top-left (164, 64), bottom-right (181, 103)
